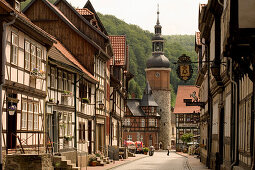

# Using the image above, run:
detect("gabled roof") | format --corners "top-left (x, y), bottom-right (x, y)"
top-left (54, 0), bottom-right (108, 39)
top-left (23, 0), bottom-right (110, 59)
top-left (109, 35), bottom-right (127, 66)
top-left (0, 0), bottom-right (54, 46)
top-left (126, 99), bottom-right (145, 117)
top-left (83, 0), bottom-right (107, 35)
top-left (173, 85), bottom-right (200, 114)
top-left (140, 82), bottom-right (158, 107)
top-left (51, 38), bottom-right (98, 83)
top-left (76, 8), bottom-right (94, 16)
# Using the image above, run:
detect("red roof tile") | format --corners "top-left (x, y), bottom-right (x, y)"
top-left (109, 35), bottom-right (126, 66)
top-left (53, 38), bottom-right (98, 83)
top-left (173, 85), bottom-right (200, 114)
top-left (76, 8), bottom-right (94, 16)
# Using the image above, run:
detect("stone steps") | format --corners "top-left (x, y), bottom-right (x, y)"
top-left (53, 155), bottom-right (80, 170)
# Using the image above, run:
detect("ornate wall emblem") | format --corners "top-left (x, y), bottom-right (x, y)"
top-left (176, 54), bottom-right (193, 81)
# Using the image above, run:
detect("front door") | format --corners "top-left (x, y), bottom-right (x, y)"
top-left (88, 120), bottom-right (92, 154)
top-left (7, 101), bottom-right (17, 149)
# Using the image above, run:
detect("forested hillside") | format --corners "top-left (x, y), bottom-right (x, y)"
top-left (21, 1), bottom-right (197, 106)
top-left (98, 13), bottom-right (197, 106)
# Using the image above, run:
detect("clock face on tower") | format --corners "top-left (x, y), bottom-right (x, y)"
top-left (155, 72), bottom-right (160, 78)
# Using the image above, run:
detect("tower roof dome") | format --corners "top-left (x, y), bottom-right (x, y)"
top-left (146, 53), bottom-right (170, 68)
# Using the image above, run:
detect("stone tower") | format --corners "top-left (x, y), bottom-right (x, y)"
top-left (145, 5), bottom-right (172, 150)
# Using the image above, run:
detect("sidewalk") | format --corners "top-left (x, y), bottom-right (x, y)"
top-left (82, 154), bottom-right (148, 170)
top-left (176, 152), bottom-right (209, 170)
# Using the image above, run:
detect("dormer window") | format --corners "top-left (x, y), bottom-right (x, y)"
top-left (15, 0), bottom-right (20, 12)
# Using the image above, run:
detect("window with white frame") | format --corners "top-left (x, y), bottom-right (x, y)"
top-left (50, 67), bottom-right (55, 88)
top-left (141, 119), bottom-right (145, 127)
top-left (58, 70), bottom-right (63, 90)
top-left (34, 104), bottom-right (39, 130)
top-left (126, 118), bottom-right (130, 126)
top-left (22, 102), bottom-right (27, 129)
top-left (24, 41), bottom-right (30, 70)
top-left (127, 135), bottom-right (132, 141)
top-left (36, 48), bottom-right (42, 70)
top-left (31, 45), bottom-right (36, 70)
top-left (68, 114), bottom-right (72, 136)
top-left (11, 32), bottom-right (18, 65)
top-left (28, 103), bottom-right (33, 130)
top-left (63, 72), bottom-right (67, 91)
top-left (68, 74), bottom-right (72, 91)
top-left (155, 119), bottom-right (157, 127)
top-left (149, 119), bottom-right (155, 127)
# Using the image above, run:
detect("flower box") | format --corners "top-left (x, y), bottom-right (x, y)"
top-left (82, 98), bottom-right (90, 104)
top-left (62, 90), bottom-right (73, 97)
top-left (64, 136), bottom-right (72, 141)
top-left (30, 68), bottom-right (45, 79)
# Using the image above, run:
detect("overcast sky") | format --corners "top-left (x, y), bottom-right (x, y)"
top-left (67, 0), bottom-right (208, 35)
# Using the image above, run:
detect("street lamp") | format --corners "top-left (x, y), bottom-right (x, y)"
top-left (97, 101), bottom-right (104, 110)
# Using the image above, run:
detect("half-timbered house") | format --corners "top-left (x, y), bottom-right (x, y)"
top-left (123, 82), bottom-right (160, 148)
top-left (196, 0), bottom-right (255, 169)
top-left (0, 0), bottom-right (53, 154)
top-left (109, 35), bottom-right (132, 147)
top-left (23, 0), bottom-right (112, 154)
top-left (46, 38), bottom-right (98, 160)
top-left (173, 85), bottom-right (200, 151)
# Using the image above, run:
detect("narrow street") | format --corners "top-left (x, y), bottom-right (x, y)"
top-left (112, 152), bottom-right (189, 170)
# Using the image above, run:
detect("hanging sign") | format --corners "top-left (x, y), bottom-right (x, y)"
top-left (176, 54), bottom-right (193, 81)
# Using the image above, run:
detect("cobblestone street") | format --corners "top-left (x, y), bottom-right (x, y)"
top-left (112, 152), bottom-right (188, 170)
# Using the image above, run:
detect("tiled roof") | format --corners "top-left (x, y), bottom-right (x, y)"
top-left (0, 0), bottom-right (53, 43)
top-left (127, 99), bottom-right (145, 117)
top-left (53, 38), bottom-right (98, 83)
top-left (196, 32), bottom-right (201, 46)
top-left (140, 82), bottom-right (158, 107)
top-left (109, 35), bottom-right (126, 66)
top-left (76, 8), bottom-right (94, 16)
top-left (173, 85), bottom-right (200, 114)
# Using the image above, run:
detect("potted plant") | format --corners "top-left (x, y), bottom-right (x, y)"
top-left (88, 154), bottom-right (97, 166)
top-left (49, 98), bottom-right (54, 103)
top-left (143, 147), bottom-right (149, 155)
top-left (62, 90), bottom-right (72, 97)
top-left (31, 68), bottom-right (45, 79)
top-left (64, 135), bottom-right (72, 141)
top-left (82, 98), bottom-right (90, 104)
top-left (8, 105), bottom-right (17, 115)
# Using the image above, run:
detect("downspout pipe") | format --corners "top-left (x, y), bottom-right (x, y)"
top-left (0, 13), bottom-right (17, 170)
top-left (230, 58), bottom-right (238, 170)
top-left (94, 83), bottom-right (99, 153)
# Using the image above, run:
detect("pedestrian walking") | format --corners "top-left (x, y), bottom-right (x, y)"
top-left (167, 145), bottom-right (170, 156)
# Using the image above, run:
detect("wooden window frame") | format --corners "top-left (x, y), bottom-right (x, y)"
top-left (11, 32), bottom-right (18, 65)
top-left (24, 40), bottom-right (30, 71)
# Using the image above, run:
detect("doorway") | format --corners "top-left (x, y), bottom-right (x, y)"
top-left (7, 101), bottom-right (17, 149)
top-left (88, 120), bottom-right (92, 154)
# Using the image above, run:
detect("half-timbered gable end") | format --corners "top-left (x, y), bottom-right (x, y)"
top-left (23, 0), bottom-right (110, 74)
top-left (54, 0), bottom-right (110, 51)
top-left (0, 0), bottom-right (53, 152)
top-left (123, 82), bottom-right (160, 148)
top-left (47, 38), bottom-right (97, 154)
top-left (173, 85), bottom-right (200, 152)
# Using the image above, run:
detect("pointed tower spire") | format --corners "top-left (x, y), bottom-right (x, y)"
top-left (157, 4), bottom-right (160, 25)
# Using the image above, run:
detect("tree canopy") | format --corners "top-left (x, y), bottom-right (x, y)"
top-left (98, 13), bottom-right (197, 106)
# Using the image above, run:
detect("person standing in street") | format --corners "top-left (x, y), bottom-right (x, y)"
top-left (167, 145), bottom-right (170, 156)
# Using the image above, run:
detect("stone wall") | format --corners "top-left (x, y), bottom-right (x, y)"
top-left (152, 90), bottom-right (172, 150)
top-left (5, 154), bottom-right (53, 170)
